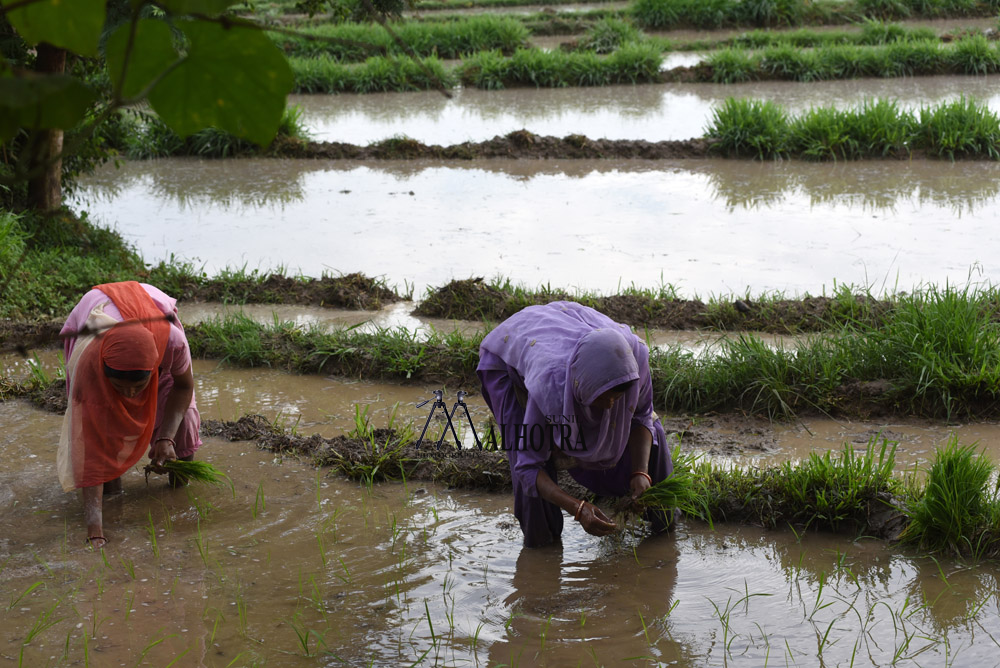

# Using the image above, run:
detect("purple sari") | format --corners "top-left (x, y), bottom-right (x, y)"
top-left (477, 301), bottom-right (673, 547)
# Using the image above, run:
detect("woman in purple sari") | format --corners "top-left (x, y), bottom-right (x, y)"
top-left (477, 301), bottom-right (673, 548)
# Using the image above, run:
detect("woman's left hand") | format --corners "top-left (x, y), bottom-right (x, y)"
top-left (630, 472), bottom-right (651, 500)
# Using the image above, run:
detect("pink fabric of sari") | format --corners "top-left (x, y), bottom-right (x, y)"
top-left (60, 283), bottom-right (202, 459)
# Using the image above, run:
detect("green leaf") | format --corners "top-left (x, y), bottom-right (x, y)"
top-left (0, 75), bottom-right (96, 137)
top-left (148, 21), bottom-right (293, 146)
top-left (106, 19), bottom-right (178, 100)
top-left (2, 0), bottom-right (106, 56)
top-left (158, 0), bottom-right (235, 16)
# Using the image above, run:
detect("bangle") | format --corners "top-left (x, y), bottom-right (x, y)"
top-left (155, 437), bottom-right (176, 447)
top-left (631, 471), bottom-right (652, 485)
top-left (574, 499), bottom-right (585, 522)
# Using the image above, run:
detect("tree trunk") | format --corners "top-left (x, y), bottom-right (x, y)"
top-left (26, 43), bottom-right (67, 212)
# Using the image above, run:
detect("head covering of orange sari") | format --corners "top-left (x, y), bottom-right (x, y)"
top-left (65, 282), bottom-right (170, 489)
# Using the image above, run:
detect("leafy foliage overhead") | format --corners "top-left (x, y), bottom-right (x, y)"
top-left (0, 1), bottom-right (294, 147)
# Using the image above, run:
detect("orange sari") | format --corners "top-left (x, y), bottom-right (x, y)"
top-left (57, 282), bottom-right (170, 491)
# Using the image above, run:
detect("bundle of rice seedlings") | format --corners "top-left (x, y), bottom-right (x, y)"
top-left (145, 460), bottom-right (234, 493)
top-left (635, 446), bottom-right (714, 527)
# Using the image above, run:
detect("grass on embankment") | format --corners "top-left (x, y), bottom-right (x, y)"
top-left (706, 96), bottom-right (1000, 160)
top-left (284, 36), bottom-right (1000, 91)
top-left (0, 211), bottom-right (403, 320)
top-left (701, 35), bottom-right (1000, 84)
top-left (642, 436), bottom-right (1000, 559)
top-left (270, 16), bottom-right (529, 60)
top-left (630, 0), bottom-right (1000, 30)
top-left (164, 279), bottom-right (1000, 421)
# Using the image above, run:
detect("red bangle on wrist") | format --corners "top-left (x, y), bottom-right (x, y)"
top-left (574, 499), bottom-right (585, 521)
top-left (155, 437), bottom-right (176, 447)
top-left (631, 471), bottom-right (652, 485)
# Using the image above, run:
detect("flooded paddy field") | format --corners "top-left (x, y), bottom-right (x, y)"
top-left (283, 75), bottom-right (1000, 145)
top-left (6, 392), bottom-right (1000, 666)
top-left (73, 157), bottom-right (1000, 296)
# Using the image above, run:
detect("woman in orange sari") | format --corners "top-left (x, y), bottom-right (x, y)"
top-left (58, 281), bottom-right (201, 548)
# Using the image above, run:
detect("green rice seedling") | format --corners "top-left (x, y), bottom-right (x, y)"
top-left (705, 48), bottom-right (758, 83)
top-left (843, 97), bottom-right (915, 156)
top-left (579, 18), bottom-right (643, 54)
top-left (948, 34), bottom-right (1000, 74)
top-left (607, 41), bottom-right (663, 83)
top-left (146, 511), bottom-right (159, 558)
top-left (704, 97), bottom-right (790, 159)
top-left (636, 446), bottom-right (713, 525)
top-left (902, 438), bottom-right (999, 555)
top-left (458, 49), bottom-right (513, 90)
top-left (736, 0), bottom-right (803, 26)
top-left (8, 582), bottom-right (43, 610)
top-left (18, 598), bottom-right (64, 668)
top-left (883, 38), bottom-right (943, 75)
top-left (759, 44), bottom-right (820, 80)
top-left (856, 0), bottom-right (912, 20)
top-left (630, 0), bottom-right (683, 29)
top-left (252, 481), bottom-right (266, 520)
top-left (149, 459), bottom-right (234, 494)
top-left (791, 106), bottom-right (855, 160)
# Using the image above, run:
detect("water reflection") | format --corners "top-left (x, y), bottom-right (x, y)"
top-left (72, 158), bottom-right (1000, 296)
top-left (290, 74), bottom-right (1000, 144)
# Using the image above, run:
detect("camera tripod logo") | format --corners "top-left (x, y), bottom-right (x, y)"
top-left (415, 389), bottom-right (481, 449)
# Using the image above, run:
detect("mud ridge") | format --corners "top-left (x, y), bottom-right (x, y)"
top-left (270, 131), bottom-right (996, 162)
top-left (156, 272), bottom-right (401, 310)
top-left (414, 277), bottom-right (895, 332)
top-left (204, 414), bottom-right (908, 540)
top-left (271, 132), bottom-right (716, 160)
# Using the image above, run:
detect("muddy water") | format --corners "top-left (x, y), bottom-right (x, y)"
top-left (287, 74), bottom-right (1000, 144)
top-left (73, 157), bottom-right (1000, 296)
top-left (5, 399), bottom-right (1000, 667)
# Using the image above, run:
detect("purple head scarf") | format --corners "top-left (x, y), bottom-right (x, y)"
top-left (479, 301), bottom-right (643, 469)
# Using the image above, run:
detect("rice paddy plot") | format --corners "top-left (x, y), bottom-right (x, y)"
top-left (72, 157), bottom-right (1000, 297)
top-left (285, 74), bottom-right (1000, 144)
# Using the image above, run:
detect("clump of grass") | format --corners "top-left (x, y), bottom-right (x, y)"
top-left (271, 16), bottom-right (529, 60)
top-left (705, 96), bottom-right (1000, 160)
top-left (696, 37), bottom-right (1000, 84)
top-left (688, 439), bottom-right (899, 531)
top-left (457, 43), bottom-right (663, 89)
top-left (578, 18), bottom-right (643, 54)
top-left (291, 54), bottom-right (455, 93)
top-left (704, 97), bottom-right (790, 159)
top-left (918, 95), bottom-right (1000, 159)
top-left (901, 437), bottom-right (1000, 556)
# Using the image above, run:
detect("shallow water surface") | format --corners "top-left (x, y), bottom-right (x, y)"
top-left (73, 157), bottom-right (1000, 296)
top-left (288, 74), bottom-right (1000, 144)
top-left (4, 400), bottom-right (1000, 667)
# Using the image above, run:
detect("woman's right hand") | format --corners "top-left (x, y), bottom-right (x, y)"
top-left (577, 501), bottom-right (617, 536)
